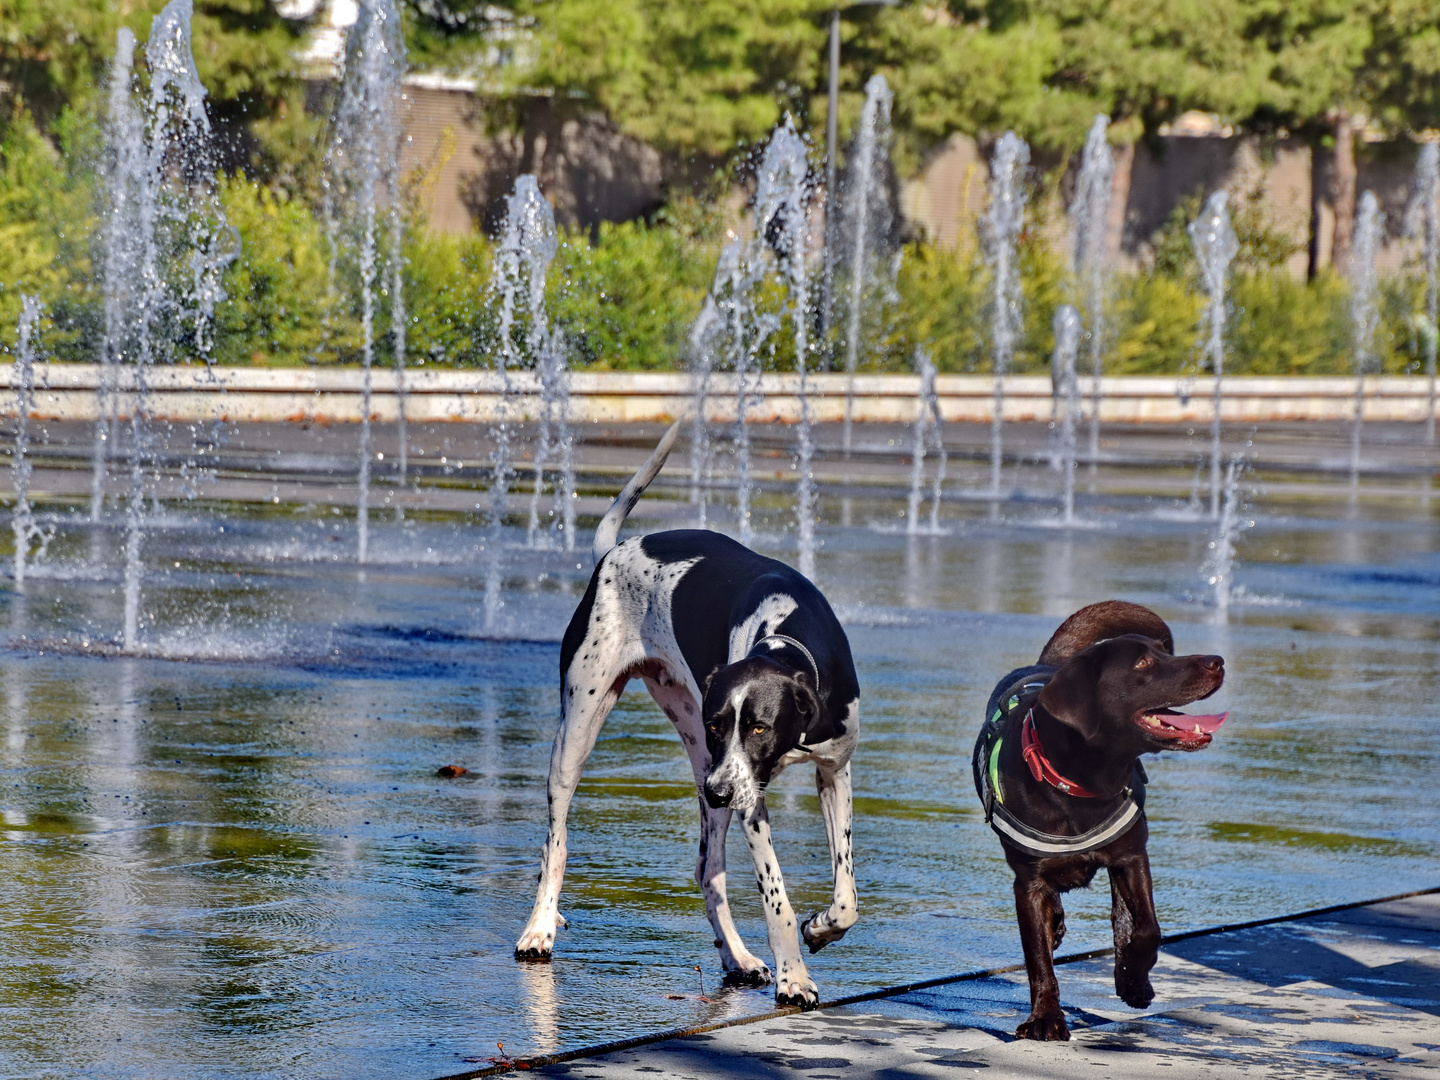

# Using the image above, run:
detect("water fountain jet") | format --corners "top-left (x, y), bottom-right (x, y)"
top-left (1411, 143), bottom-right (1438, 442)
top-left (485, 175), bottom-right (556, 626)
top-left (11, 297), bottom-right (49, 590)
top-left (1202, 454), bottom-right (1248, 624)
top-left (120, 0), bottom-right (235, 651)
top-left (328, 0), bottom-right (406, 563)
top-left (1072, 116), bottom-right (1115, 474)
top-left (982, 132), bottom-right (1029, 504)
top-left (1189, 190), bottom-right (1239, 518)
top-left (91, 31), bottom-right (143, 524)
top-left (688, 295), bottom-right (721, 529)
top-left (905, 349), bottom-right (947, 536)
top-left (1348, 191), bottom-right (1385, 485)
top-left (1051, 305), bottom-right (1082, 525)
top-left (839, 75), bottom-right (895, 456)
top-left (753, 118), bottom-right (818, 576)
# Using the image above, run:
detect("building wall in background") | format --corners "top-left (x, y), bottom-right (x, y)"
top-left (394, 81), bottom-right (667, 234)
top-left (902, 131), bottom-right (1426, 279)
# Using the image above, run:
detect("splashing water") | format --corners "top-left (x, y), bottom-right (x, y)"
top-left (752, 118), bottom-right (818, 576)
top-left (118, 0), bottom-right (236, 651)
top-left (328, 0), bottom-right (406, 563)
top-left (696, 240), bottom-right (769, 546)
top-left (91, 30), bottom-right (143, 523)
top-left (1202, 454), bottom-right (1250, 623)
top-left (1051, 305), bottom-right (1082, 525)
top-left (1072, 115), bottom-right (1114, 470)
top-left (1349, 191), bottom-right (1385, 484)
top-left (11, 297), bottom-right (51, 590)
top-left (688, 295), bottom-right (721, 529)
top-left (690, 118), bottom-right (810, 550)
top-left (485, 176), bottom-right (557, 625)
top-left (1411, 143), bottom-right (1439, 442)
top-left (982, 132), bottom-right (1029, 501)
top-left (839, 75), bottom-right (896, 455)
top-left (510, 177), bottom-right (566, 552)
top-left (528, 329), bottom-right (576, 552)
top-left (905, 349), bottom-right (947, 537)
top-left (1189, 190), bottom-right (1239, 518)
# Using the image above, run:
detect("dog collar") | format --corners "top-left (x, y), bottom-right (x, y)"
top-left (753, 633), bottom-right (821, 690)
top-left (1020, 708), bottom-right (1101, 798)
top-left (753, 634), bottom-right (825, 752)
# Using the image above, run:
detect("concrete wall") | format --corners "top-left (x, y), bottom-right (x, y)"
top-left (7, 366), bottom-right (1435, 425)
top-left (902, 132), bottom-right (1429, 279)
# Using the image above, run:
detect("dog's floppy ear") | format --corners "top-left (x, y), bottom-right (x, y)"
top-left (792, 673), bottom-right (838, 745)
top-left (1037, 652), bottom-right (1102, 740)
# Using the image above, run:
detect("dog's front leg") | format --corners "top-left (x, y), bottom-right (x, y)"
top-left (1013, 874), bottom-right (1069, 1040)
top-left (740, 801), bottom-right (818, 1009)
top-left (801, 761), bottom-right (857, 953)
top-left (696, 804), bottom-right (772, 984)
top-left (1109, 850), bottom-right (1161, 1009)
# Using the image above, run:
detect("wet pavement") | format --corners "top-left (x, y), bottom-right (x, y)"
top-left (501, 891), bottom-right (1440, 1079)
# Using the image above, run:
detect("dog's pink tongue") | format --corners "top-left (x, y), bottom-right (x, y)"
top-left (1167, 711), bottom-right (1228, 734)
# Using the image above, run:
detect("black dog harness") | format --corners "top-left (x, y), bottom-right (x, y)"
top-left (973, 667), bottom-right (1145, 858)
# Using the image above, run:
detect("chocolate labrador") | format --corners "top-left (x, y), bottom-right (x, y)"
top-left (973, 600), bottom-right (1226, 1040)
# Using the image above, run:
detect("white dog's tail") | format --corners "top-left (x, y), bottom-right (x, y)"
top-left (592, 419), bottom-right (683, 562)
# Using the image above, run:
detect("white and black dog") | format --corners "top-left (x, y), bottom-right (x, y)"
top-left (515, 422), bottom-right (860, 1008)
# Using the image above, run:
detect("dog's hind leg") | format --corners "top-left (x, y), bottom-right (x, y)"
top-left (641, 667), bottom-right (771, 985)
top-left (1109, 850), bottom-right (1160, 1009)
top-left (801, 760), bottom-right (858, 953)
top-left (741, 801), bottom-right (818, 1009)
top-left (515, 664), bottom-right (628, 960)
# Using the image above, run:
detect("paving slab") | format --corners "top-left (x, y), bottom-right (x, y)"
top-left (459, 892), bottom-right (1440, 1080)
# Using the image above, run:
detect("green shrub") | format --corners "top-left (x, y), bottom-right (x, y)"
top-left (1, 117), bottom-right (1435, 382)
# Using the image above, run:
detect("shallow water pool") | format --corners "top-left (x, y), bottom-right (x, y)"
top-left (1, 486), bottom-right (1437, 1078)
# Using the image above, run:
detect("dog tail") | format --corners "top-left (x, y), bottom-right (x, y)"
top-left (592, 419), bottom-right (684, 562)
top-left (1038, 600), bottom-right (1174, 665)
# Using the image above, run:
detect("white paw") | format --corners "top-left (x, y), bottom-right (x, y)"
top-left (514, 926), bottom-right (555, 959)
top-left (801, 910), bottom-right (852, 953)
top-left (775, 973), bottom-right (819, 1010)
top-left (720, 950), bottom-right (772, 987)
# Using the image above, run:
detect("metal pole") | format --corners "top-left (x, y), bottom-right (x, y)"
top-left (820, 10), bottom-right (839, 350)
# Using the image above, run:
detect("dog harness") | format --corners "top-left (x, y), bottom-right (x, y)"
top-left (973, 668), bottom-right (1145, 858)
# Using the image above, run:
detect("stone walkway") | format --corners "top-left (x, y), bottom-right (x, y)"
top-left (459, 891), bottom-right (1440, 1079)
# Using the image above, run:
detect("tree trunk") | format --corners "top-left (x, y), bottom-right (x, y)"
top-left (1330, 110), bottom-right (1358, 274)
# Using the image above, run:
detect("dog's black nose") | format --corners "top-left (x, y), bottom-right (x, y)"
top-left (702, 777), bottom-right (730, 809)
top-left (1200, 655), bottom-right (1224, 674)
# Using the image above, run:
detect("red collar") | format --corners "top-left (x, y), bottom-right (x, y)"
top-left (1020, 709), bottom-right (1101, 798)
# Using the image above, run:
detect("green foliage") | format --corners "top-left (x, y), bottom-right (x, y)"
top-left (0, 105), bottom-right (99, 359)
top-left (518, 0), bottom-right (831, 161)
top-left (551, 216), bottom-right (721, 369)
top-left (0, 0), bottom-right (316, 183)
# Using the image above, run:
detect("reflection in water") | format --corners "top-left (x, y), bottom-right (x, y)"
top-left (1039, 537), bottom-right (1074, 619)
top-left (517, 959), bottom-right (560, 1055)
top-left (0, 485), bottom-right (1436, 1077)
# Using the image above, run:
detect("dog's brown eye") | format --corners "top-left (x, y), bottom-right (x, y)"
top-left (1134, 656), bottom-right (1153, 670)
top-left (749, 725), bottom-right (766, 737)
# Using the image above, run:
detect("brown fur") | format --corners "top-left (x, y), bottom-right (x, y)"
top-left (1038, 600), bottom-right (1174, 666)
